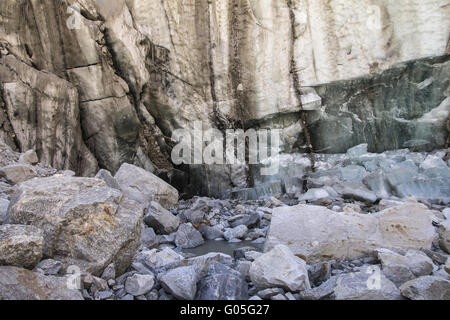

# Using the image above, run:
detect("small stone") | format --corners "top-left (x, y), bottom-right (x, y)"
top-left (96, 290), bottom-right (113, 300)
top-left (271, 293), bottom-right (287, 300)
top-left (125, 274), bottom-right (155, 296)
top-left (257, 288), bottom-right (285, 300)
top-left (101, 263), bottom-right (116, 281)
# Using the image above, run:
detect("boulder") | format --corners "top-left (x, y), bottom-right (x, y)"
top-left (0, 224), bottom-right (43, 269)
top-left (175, 223), bottom-right (204, 249)
top-left (18, 150), bottom-right (39, 165)
top-left (376, 249), bottom-right (434, 286)
top-left (249, 245), bottom-right (310, 292)
top-left (0, 266), bottom-right (83, 300)
top-left (0, 198), bottom-right (9, 224)
top-left (196, 262), bottom-right (248, 300)
top-left (115, 163), bottom-right (178, 209)
top-left (334, 267), bottom-right (402, 300)
top-left (125, 274), bottom-right (155, 296)
top-left (186, 253), bottom-right (234, 277)
top-left (439, 219), bottom-right (450, 253)
top-left (199, 225), bottom-right (224, 240)
top-left (144, 201), bottom-right (180, 235)
top-left (400, 276), bottom-right (450, 300)
top-left (0, 164), bottom-right (37, 184)
top-left (8, 176), bottom-right (143, 275)
top-left (134, 247), bottom-right (183, 270)
top-left (159, 266), bottom-right (199, 300)
top-left (265, 203), bottom-right (435, 263)
top-left (224, 225), bottom-right (248, 241)
top-left (229, 212), bottom-right (260, 229)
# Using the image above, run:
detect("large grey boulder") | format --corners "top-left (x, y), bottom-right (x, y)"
top-left (0, 164), bottom-right (37, 184)
top-left (144, 201), bottom-right (180, 234)
top-left (0, 225), bottom-right (43, 269)
top-left (400, 276), bottom-right (450, 300)
top-left (265, 203), bottom-right (435, 263)
top-left (115, 163), bottom-right (178, 209)
top-left (376, 249), bottom-right (434, 287)
top-left (334, 267), bottom-right (402, 300)
top-left (445, 258), bottom-right (450, 275)
top-left (8, 176), bottom-right (143, 275)
top-left (159, 266), bottom-right (199, 300)
top-left (0, 266), bottom-right (83, 300)
top-left (0, 198), bottom-right (8, 225)
top-left (249, 245), bottom-right (310, 292)
top-left (175, 223), bottom-right (204, 249)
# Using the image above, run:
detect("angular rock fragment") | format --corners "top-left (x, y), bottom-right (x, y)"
top-left (159, 266), bottom-right (199, 300)
top-left (115, 163), bottom-right (178, 209)
top-left (400, 276), bottom-right (450, 300)
top-left (175, 223), bottom-right (204, 249)
top-left (334, 267), bottom-right (402, 300)
top-left (0, 164), bottom-right (37, 184)
top-left (249, 245), bottom-right (310, 292)
top-left (0, 266), bottom-right (83, 300)
top-left (144, 201), bottom-right (180, 234)
top-left (0, 224), bottom-right (43, 269)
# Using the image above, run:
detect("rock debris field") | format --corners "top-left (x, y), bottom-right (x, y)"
top-left (0, 140), bottom-right (449, 300)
